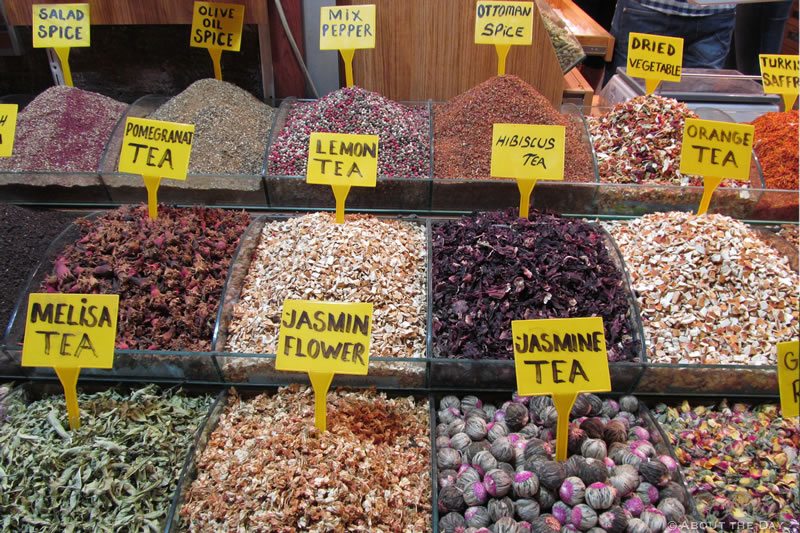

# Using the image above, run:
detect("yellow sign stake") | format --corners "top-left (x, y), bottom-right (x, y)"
top-left (21, 293), bottom-right (119, 430)
top-left (496, 44), bottom-right (511, 76)
top-left (0, 104), bottom-right (19, 158)
top-left (32, 4), bottom-right (90, 87)
top-left (777, 340), bottom-right (799, 418)
top-left (190, 2), bottom-right (245, 81)
top-left (759, 54), bottom-right (799, 111)
top-left (340, 48), bottom-right (356, 87)
top-left (513, 317), bottom-right (611, 461)
top-left (475, 1), bottom-right (534, 75)
top-left (276, 300), bottom-right (373, 431)
top-left (490, 123), bottom-right (565, 217)
top-left (320, 5), bottom-right (376, 88)
top-left (627, 32), bottom-right (683, 95)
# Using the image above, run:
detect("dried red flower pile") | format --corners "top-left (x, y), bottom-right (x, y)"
top-left (39, 204), bottom-right (251, 351)
top-left (749, 110), bottom-right (799, 190)
top-left (180, 386), bottom-right (431, 532)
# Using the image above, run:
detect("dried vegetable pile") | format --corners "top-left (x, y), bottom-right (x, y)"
top-left (605, 212), bottom-right (798, 365)
top-left (654, 401), bottom-right (798, 528)
top-left (224, 213), bottom-right (426, 362)
top-left (436, 393), bottom-right (689, 533)
top-left (180, 386), bottom-right (431, 531)
top-left (749, 110), bottom-right (799, 190)
top-left (0, 205), bottom-right (77, 328)
top-left (0, 86), bottom-right (126, 172)
top-left (0, 385), bottom-right (213, 532)
top-left (587, 95), bottom-right (746, 188)
top-left (267, 86), bottom-right (430, 178)
top-left (434, 75), bottom-right (594, 181)
top-left (432, 209), bottom-right (639, 362)
top-left (147, 79), bottom-right (276, 174)
top-left (39, 204), bottom-right (251, 351)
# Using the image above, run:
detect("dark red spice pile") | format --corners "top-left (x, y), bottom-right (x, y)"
top-left (39, 205), bottom-right (251, 351)
top-left (433, 75), bottom-right (594, 181)
top-left (431, 209), bottom-right (639, 362)
top-left (749, 110), bottom-right (799, 190)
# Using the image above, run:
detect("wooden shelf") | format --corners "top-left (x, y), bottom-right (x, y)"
top-left (544, 0), bottom-right (614, 61)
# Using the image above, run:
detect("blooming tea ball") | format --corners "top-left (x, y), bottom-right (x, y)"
top-left (656, 497), bottom-right (685, 523)
top-left (657, 455), bottom-right (678, 472)
top-left (437, 422), bottom-right (450, 437)
top-left (488, 496), bottom-right (516, 522)
top-left (577, 457), bottom-right (609, 485)
top-left (635, 482), bottom-right (660, 506)
top-left (570, 503), bottom-right (598, 530)
top-left (571, 394), bottom-right (592, 418)
top-left (564, 455), bottom-right (585, 478)
top-left (519, 423), bottom-right (541, 439)
top-left (465, 505), bottom-right (491, 528)
top-left (584, 482), bottom-right (617, 510)
top-left (465, 440), bottom-right (492, 464)
top-left (439, 511), bottom-right (467, 533)
top-left (561, 524), bottom-right (581, 533)
top-left (551, 500), bottom-right (572, 525)
top-left (468, 407), bottom-right (491, 422)
top-left (641, 506), bottom-right (667, 533)
top-left (491, 436), bottom-right (515, 463)
top-left (580, 418), bottom-right (606, 439)
top-left (535, 460), bottom-right (567, 491)
top-left (437, 435), bottom-right (452, 450)
top-left (658, 482), bottom-right (688, 508)
top-left (505, 402), bottom-right (530, 430)
top-left (622, 495), bottom-right (645, 517)
top-left (630, 440), bottom-right (656, 458)
top-left (628, 425), bottom-right (650, 442)
top-left (603, 420), bottom-right (628, 445)
top-left (513, 470), bottom-right (540, 498)
top-left (598, 506), bottom-right (628, 533)
top-left (484, 468), bottom-right (513, 498)
top-left (441, 395), bottom-right (461, 410)
top-left (618, 395), bottom-right (639, 414)
top-left (559, 476), bottom-right (586, 506)
top-left (609, 464), bottom-right (639, 497)
top-left (464, 480), bottom-right (490, 506)
top-left (581, 438), bottom-right (608, 459)
top-left (466, 416), bottom-right (489, 441)
top-left (525, 438), bottom-right (555, 461)
top-left (439, 407), bottom-right (462, 424)
top-left (474, 450), bottom-right (499, 474)
top-left (448, 418), bottom-right (467, 437)
top-left (601, 399), bottom-right (620, 418)
top-left (439, 484), bottom-right (466, 513)
top-left (488, 422), bottom-right (509, 443)
top-left (494, 516), bottom-right (521, 533)
top-left (438, 447), bottom-right (462, 470)
top-left (626, 517), bottom-right (650, 533)
top-left (569, 426), bottom-right (588, 455)
top-left (538, 486), bottom-right (558, 511)
top-left (638, 459), bottom-right (670, 486)
top-left (451, 432), bottom-right (473, 452)
top-left (515, 498), bottom-right (541, 522)
top-left (461, 395), bottom-right (483, 415)
top-left (529, 515), bottom-right (562, 533)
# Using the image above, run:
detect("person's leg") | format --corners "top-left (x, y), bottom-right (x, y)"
top-left (682, 10), bottom-right (735, 69)
top-left (734, 3), bottom-right (765, 74)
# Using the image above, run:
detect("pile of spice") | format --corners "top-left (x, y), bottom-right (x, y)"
top-left (653, 401), bottom-right (798, 528)
top-left (436, 393), bottom-right (689, 533)
top-left (0, 385), bottom-right (213, 531)
top-left (147, 79), bottom-right (276, 174)
top-left (432, 209), bottom-right (639, 362)
top-left (537, 0), bottom-right (585, 72)
top-left (267, 86), bottom-right (430, 178)
top-left (180, 386), bottom-right (431, 531)
top-left (604, 212), bottom-right (798, 365)
top-left (38, 204), bottom-right (251, 351)
top-left (749, 110), bottom-right (799, 190)
top-left (0, 86), bottom-right (126, 172)
top-left (0, 205), bottom-right (77, 328)
top-left (224, 213), bottom-right (426, 360)
top-left (587, 95), bottom-right (746, 188)
top-left (434, 75), bottom-right (594, 181)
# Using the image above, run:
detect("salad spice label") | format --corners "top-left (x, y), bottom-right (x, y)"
top-left (749, 110), bottom-right (799, 190)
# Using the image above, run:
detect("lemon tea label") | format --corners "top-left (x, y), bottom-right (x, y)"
top-left (320, 5), bottom-right (376, 50)
top-left (276, 300), bottom-right (373, 375)
top-left (33, 3), bottom-right (90, 47)
top-left (680, 118), bottom-right (753, 181)
top-left (307, 132), bottom-right (379, 187)
top-left (627, 32), bottom-right (683, 82)
top-left (778, 340), bottom-right (799, 417)
top-left (190, 1), bottom-right (244, 51)
top-left (474, 1), bottom-right (534, 45)
top-left (119, 117), bottom-right (195, 180)
top-left (491, 123), bottom-right (565, 180)
top-left (0, 104), bottom-right (18, 157)
top-left (22, 293), bottom-right (119, 369)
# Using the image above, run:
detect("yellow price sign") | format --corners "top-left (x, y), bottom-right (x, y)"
top-left (475, 1), bottom-right (534, 75)
top-left (277, 299), bottom-right (373, 431)
top-left (119, 117), bottom-right (195, 219)
top-left (680, 118), bottom-right (754, 215)
top-left (759, 54), bottom-right (799, 111)
top-left (0, 104), bottom-right (18, 158)
top-left (777, 340), bottom-right (799, 418)
top-left (320, 4), bottom-right (376, 87)
top-left (22, 293), bottom-right (119, 430)
top-left (627, 32), bottom-right (683, 94)
top-left (491, 123), bottom-right (565, 218)
top-left (190, 2), bottom-right (245, 80)
top-left (307, 132), bottom-right (378, 223)
top-left (32, 3), bottom-right (90, 87)
top-left (513, 316), bottom-right (610, 460)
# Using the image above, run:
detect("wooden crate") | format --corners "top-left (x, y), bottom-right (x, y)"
top-left (563, 67), bottom-right (593, 106)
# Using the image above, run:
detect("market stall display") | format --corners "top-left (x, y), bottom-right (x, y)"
top-left (749, 110), bottom-right (800, 221)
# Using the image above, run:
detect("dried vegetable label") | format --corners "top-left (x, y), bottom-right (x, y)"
top-left (0, 104), bottom-right (18, 158)
top-left (307, 132), bottom-right (379, 186)
top-left (491, 123), bottom-right (564, 180)
top-left (276, 300), bottom-right (373, 375)
top-left (33, 3), bottom-right (90, 47)
top-left (474, 1), bottom-right (534, 44)
top-left (759, 54), bottom-right (799, 110)
top-left (777, 340), bottom-right (799, 417)
top-left (119, 117), bottom-right (194, 180)
top-left (22, 293), bottom-right (118, 369)
top-left (190, 2), bottom-right (244, 51)
top-left (627, 33), bottom-right (683, 92)
top-left (320, 5), bottom-right (376, 49)
top-left (680, 118), bottom-right (754, 181)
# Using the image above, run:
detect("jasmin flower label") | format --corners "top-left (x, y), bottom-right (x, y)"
top-left (759, 54), bottom-right (799, 111)
top-left (474, 1), bottom-right (534, 44)
top-left (33, 3), bottom-right (90, 47)
top-left (0, 104), bottom-right (18, 157)
top-left (119, 117), bottom-right (195, 180)
top-left (190, 2), bottom-right (244, 51)
top-left (680, 118), bottom-right (754, 181)
top-left (627, 33), bottom-right (683, 94)
top-left (777, 340), bottom-right (799, 417)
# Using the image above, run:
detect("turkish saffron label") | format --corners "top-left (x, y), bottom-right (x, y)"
top-left (680, 118), bottom-right (753, 181)
top-left (276, 300), bottom-right (373, 375)
top-left (759, 54), bottom-right (799, 94)
top-left (474, 1), bottom-right (534, 45)
top-left (307, 132), bottom-right (379, 187)
top-left (190, 2), bottom-right (244, 51)
top-left (22, 293), bottom-right (119, 369)
top-left (777, 340), bottom-right (799, 418)
top-left (627, 33), bottom-right (683, 82)
top-left (512, 317), bottom-right (611, 396)
top-left (320, 5), bottom-right (376, 50)
top-left (32, 4), bottom-right (90, 48)
top-left (491, 124), bottom-right (565, 180)
top-left (119, 117), bottom-right (195, 180)
top-left (0, 104), bottom-right (18, 158)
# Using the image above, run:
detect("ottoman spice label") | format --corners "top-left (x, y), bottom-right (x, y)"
top-left (626, 32), bottom-right (683, 94)
top-left (32, 3), bottom-right (90, 87)
top-left (190, 2), bottom-right (245, 80)
top-left (759, 54), bottom-right (799, 111)
top-left (0, 104), bottom-right (18, 157)
top-left (475, 1), bottom-right (534, 75)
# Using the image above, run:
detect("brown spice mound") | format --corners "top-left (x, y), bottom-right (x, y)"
top-left (434, 75), bottom-right (594, 181)
top-left (180, 386), bottom-right (432, 532)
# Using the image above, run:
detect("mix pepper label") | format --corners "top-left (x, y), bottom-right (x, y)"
top-left (119, 117), bottom-right (195, 180)
top-left (22, 293), bottom-right (119, 368)
top-left (307, 132), bottom-right (379, 186)
top-left (626, 32), bottom-right (683, 83)
top-left (276, 300), bottom-right (373, 374)
top-left (32, 3), bottom-right (90, 47)
top-left (680, 118), bottom-right (754, 181)
top-left (490, 123), bottom-right (565, 180)
top-left (777, 340), bottom-right (799, 417)
top-left (319, 5), bottom-right (376, 49)
top-left (0, 104), bottom-right (18, 157)
top-left (190, 1), bottom-right (244, 51)
top-left (474, 1), bottom-right (534, 44)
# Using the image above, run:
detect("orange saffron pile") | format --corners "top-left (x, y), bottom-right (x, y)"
top-left (750, 110), bottom-right (799, 190)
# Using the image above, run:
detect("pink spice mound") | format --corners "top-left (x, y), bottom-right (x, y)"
top-left (0, 86), bottom-right (127, 172)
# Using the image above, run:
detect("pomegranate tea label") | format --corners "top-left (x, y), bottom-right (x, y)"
top-left (119, 117), bottom-right (195, 180)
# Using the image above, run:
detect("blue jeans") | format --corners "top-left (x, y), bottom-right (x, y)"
top-left (606, 0), bottom-right (736, 83)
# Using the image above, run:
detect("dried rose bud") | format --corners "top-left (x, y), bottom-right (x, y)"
top-left (571, 503), bottom-right (599, 530)
top-left (451, 432), bottom-right (472, 452)
top-left (513, 470), bottom-right (540, 499)
top-left (465, 505), bottom-right (491, 528)
top-left (599, 506), bottom-right (628, 533)
top-left (438, 447), bottom-right (462, 471)
top-left (581, 438), bottom-right (608, 459)
top-left (656, 498), bottom-right (685, 523)
top-left (488, 496), bottom-right (515, 522)
top-left (623, 495), bottom-right (645, 517)
top-left (635, 482), bottom-right (659, 506)
top-left (491, 436), bottom-right (515, 463)
top-left (580, 418), bottom-right (606, 440)
top-left (657, 455), bottom-right (678, 472)
top-left (484, 468), bottom-right (512, 498)
top-left (515, 498), bottom-right (541, 522)
top-left (488, 422), bottom-right (509, 443)
top-left (494, 516), bottom-right (521, 533)
top-left (603, 421), bottom-right (628, 445)
top-left (609, 464), bottom-right (639, 497)
top-left (473, 450), bottom-right (498, 474)
top-left (535, 460), bottom-right (567, 491)
top-left (439, 511), bottom-right (467, 533)
top-left (440, 395), bottom-right (460, 410)
top-left (641, 507), bottom-right (667, 533)
top-left (619, 396), bottom-right (639, 414)
top-left (601, 399), bottom-right (620, 418)
top-left (438, 484), bottom-right (466, 513)
top-left (559, 476), bottom-right (586, 506)
top-left (505, 402), bottom-right (529, 430)
top-left (463, 480), bottom-right (489, 506)
top-left (639, 460), bottom-right (670, 487)
top-left (584, 482), bottom-right (617, 510)
top-left (552, 500), bottom-right (572, 524)
top-left (577, 457), bottom-right (609, 486)
top-left (529, 515), bottom-right (561, 533)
